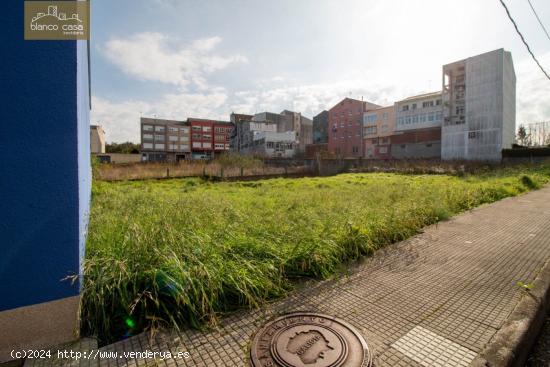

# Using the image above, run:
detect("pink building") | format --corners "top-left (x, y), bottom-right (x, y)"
top-left (328, 98), bottom-right (380, 158)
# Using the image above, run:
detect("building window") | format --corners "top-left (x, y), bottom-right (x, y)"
top-left (364, 126), bottom-right (377, 135)
top-left (192, 126), bottom-right (201, 131)
top-left (192, 142), bottom-right (201, 148)
top-left (381, 125), bottom-right (389, 133)
top-left (180, 144), bottom-right (189, 150)
top-left (192, 134), bottom-right (201, 139)
top-left (422, 101), bottom-right (434, 108)
top-left (155, 134), bottom-right (165, 141)
top-left (436, 99), bottom-right (442, 106)
top-left (169, 135), bottom-right (178, 141)
top-left (412, 103), bottom-right (417, 110)
top-left (180, 127), bottom-right (189, 133)
top-left (143, 134), bottom-right (153, 140)
top-left (142, 125), bottom-right (153, 131)
top-left (154, 143), bottom-right (165, 149)
top-left (364, 114), bottom-right (377, 124)
top-left (168, 127), bottom-right (178, 132)
top-left (456, 106), bottom-right (465, 115)
top-left (203, 126), bottom-right (211, 132)
top-left (202, 142), bottom-right (212, 148)
top-left (203, 134), bottom-right (212, 139)
top-left (155, 126), bottom-right (165, 132)
top-left (382, 113), bottom-right (388, 120)
top-left (143, 143), bottom-right (153, 149)
top-left (379, 147), bottom-right (388, 154)
top-left (402, 105), bottom-right (409, 111)
top-left (180, 136), bottom-right (189, 142)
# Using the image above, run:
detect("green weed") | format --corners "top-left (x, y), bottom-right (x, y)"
top-left (82, 163), bottom-right (550, 343)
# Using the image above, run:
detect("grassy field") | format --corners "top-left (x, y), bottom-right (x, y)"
top-left (83, 164), bottom-right (550, 342)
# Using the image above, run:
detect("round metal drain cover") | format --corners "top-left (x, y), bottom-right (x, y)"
top-left (250, 312), bottom-right (371, 367)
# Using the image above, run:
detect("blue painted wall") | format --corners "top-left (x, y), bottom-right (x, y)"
top-left (0, 0), bottom-right (91, 311)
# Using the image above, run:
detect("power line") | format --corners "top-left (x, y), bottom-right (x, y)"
top-left (527, 0), bottom-right (550, 42)
top-left (498, 0), bottom-right (550, 81)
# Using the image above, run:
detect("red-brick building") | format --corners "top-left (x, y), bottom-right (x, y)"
top-left (328, 98), bottom-right (381, 158)
top-left (188, 118), bottom-right (233, 159)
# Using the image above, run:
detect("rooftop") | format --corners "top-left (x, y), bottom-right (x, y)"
top-left (400, 91), bottom-right (442, 102)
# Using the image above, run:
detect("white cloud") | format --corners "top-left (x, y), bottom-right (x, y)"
top-left (230, 77), bottom-right (401, 119)
top-left (100, 33), bottom-right (247, 90)
top-left (91, 91), bottom-right (228, 143)
top-left (516, 52), bottom-right (550, 126)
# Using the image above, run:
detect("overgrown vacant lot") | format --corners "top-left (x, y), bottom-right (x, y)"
top-left (84, 164), bottom-right (550, 342)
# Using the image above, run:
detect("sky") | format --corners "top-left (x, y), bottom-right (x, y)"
top-left (90, 0), bottom-right (550, 143)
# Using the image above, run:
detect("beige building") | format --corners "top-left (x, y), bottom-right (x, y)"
top-left (363, 105), bottom-right (396, 159)
top-left (90, 125), bottom-right (105, 154)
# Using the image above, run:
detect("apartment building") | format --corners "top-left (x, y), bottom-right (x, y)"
top-left (251, 110), bottom-right (313, 154)
top-left (280, 110), bottom-right (313, 153)
top-left (363, 106), bottom-right (396, 159)
top-left (230, 113), bottom-right (277, 152)
top-left (313, 110), bottom-right (329, 144)
top-left (441, 49), bottom-right (516, 161)
top-left (188, 118), bottom-right (233, 159)
top-left (90, 125), bottom-right (105, 154)
top-left (389, 92), bottom-right (443, 159)
top-left (241, 131), bottom-right (297, 158)
top-left (328, 98), bottom-right (381, 158)
top-left (140, 117), bottom-right (190, 162)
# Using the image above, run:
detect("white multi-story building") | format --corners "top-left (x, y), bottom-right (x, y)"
top-left (441, 49), bottom-right (516, 161)
top-left (242, 131), bottom-right (297, 158)
top-left (395, 92), bottom-right (443, 132)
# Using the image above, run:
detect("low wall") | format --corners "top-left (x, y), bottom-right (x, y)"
top-left (95, 153), bottom-right (141, 164)
top-left (96, 161), bottom-right (313, 181)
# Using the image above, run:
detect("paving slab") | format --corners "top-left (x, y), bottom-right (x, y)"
top-left (96, 186), bottom-right (550, 367)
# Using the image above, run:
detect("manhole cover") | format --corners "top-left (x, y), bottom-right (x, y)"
top-left (250, 312), bottom-right (371, 367)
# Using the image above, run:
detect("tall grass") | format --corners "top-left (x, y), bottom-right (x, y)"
top-left (82, 163), bottom-right (550, 343)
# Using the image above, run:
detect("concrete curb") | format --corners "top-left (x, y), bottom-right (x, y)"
top-left (471, 258), bottom-right (550, 367)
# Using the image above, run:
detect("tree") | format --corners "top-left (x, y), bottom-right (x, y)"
top-left (105, 142), bottom-right (140, 154)
top-left (516, 125), bottom-right (529, 146)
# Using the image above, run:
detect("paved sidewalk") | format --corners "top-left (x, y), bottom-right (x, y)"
top-left (99, 186), bottom-right (550, 367)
